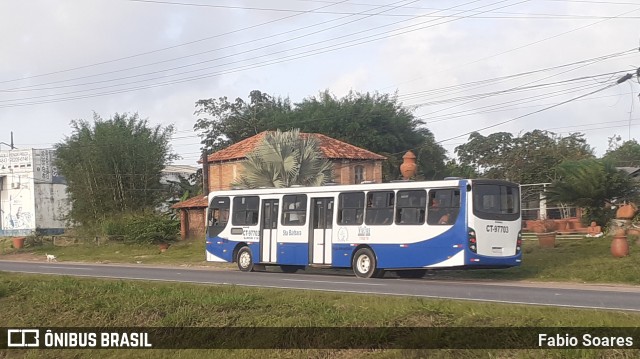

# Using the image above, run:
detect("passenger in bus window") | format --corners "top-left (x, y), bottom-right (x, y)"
top-left (438, 213), bottom-right (451, 225)
top-left (210, 209), bottom-right (219, 226)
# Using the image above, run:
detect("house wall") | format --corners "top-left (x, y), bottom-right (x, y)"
top-left (209, 159), bottom-right (384, 190)
top-left (333, 160), bottom-right (383, 184)
top-left (208, 161), bottom-right (242, 191)
top-left (186, 208), bottom-right (205, 239)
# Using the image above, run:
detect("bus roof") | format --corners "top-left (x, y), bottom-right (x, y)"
top-left (207, 178), bottom-right (519, 200)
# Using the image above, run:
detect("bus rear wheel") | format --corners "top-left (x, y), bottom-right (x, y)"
top-left (352, 248), bottom-right (382, 278)
top-left (236, 246), bottom-right (254, 272)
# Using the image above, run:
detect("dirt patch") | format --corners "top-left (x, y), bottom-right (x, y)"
top-left (0, 251), bottom-right (47, 262)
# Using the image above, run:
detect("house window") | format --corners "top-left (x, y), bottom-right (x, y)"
top-left (354, 165), bottom-right (364, 184)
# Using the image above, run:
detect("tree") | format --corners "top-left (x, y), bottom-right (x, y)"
top-left (55, 112), bottom-right (177, 225)
top-left (194, 90), bottom-right (448, 181)
top-left (455, 130), bottom-right (594, 184)
top-left (193, 90), bottom-right (292, 153)
top-left (545, 159), bottom-right (639, 225)
top-left (603, 137), bottom-right (640, 167)
top-left (232, 129), bottom-right (332, 188)
top-left (165, 172), bottom-right (202, 204)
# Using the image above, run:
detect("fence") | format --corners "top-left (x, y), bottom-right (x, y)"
top-left (521, 183), bottom-right (581, 220)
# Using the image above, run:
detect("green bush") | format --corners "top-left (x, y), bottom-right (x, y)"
top-left (102, 212), bottom-right (179, 244)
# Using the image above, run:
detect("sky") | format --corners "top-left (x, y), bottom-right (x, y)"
top-left (1, 0), bottom-right (639, 169)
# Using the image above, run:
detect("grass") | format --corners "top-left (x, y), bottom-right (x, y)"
top-left (438, 236), bottom-right (640, 285)
top-left (1, 235), bottom-right (640, 285)
top-left (0, 272), bottom-right (639, 358)
top-left (0, 236), bottom-right (233, 268)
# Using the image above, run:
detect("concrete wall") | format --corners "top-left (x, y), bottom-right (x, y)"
top-left (0, 149), bottom-right (68, 236)
top-left (34, 183), bottom-right (69, 233)
top-left (0, 174), bottom-right (36, 236)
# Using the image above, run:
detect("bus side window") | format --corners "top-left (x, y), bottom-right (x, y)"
top-left (282, 194), bottom-right (307, 226)
top-left (396, 190), bottom-right (426, 225)
top-left (338, 192), bottom-right (364, 225)
top-left (427, 189), bottom-right (459, 225)
top-left (365, 191), bottom-right (394, 225)
top-left (232, 196), bottom-right (260, 226)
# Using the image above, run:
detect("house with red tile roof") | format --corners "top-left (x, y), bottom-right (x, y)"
top-left (172, 131), bottom-right (386, 239)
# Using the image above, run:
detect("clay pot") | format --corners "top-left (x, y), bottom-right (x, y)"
top-left (611, 236), bottom-right (629, 257)
top-left (400, 151), bottom-right (417, 180)
top-left (612, 227), bottom-right (627, 237)
top-left (616, 203), bottom-right (637, 219)
top-left (537, 233), bottom-right (556, 248)
top-left (554, 219), bottom-right (565, 231)
top-left (12, 237), bottom-right (26, 249)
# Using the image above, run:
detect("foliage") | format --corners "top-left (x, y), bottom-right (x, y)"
top-left (545, 159), bottom-right (639, 225)
top-left (603, 137), bottom-right (640, 167)
top-left (102, 212), bottom-right (179, 244)
top-left (232, 129), bottom-right (332, 188)
top-left (193, 90), bottom-right (292, 153)
top-left (194, 90), bottom-right (448, 181)
top-left (455, 130), bottom-right (594, 184)
top-left (165, 173), bottom-right (202, 205)
top-left (55, 112), bottom-right (177, 225)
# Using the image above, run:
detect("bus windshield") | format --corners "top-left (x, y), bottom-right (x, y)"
top-left (472, 182), bottom-right (520, 221)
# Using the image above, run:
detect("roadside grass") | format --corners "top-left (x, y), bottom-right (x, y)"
top-left (437, 237), bottom-right (640, 285)
top-left (1, 235), bottom-right (640, 285)
top-left (0, 272), bottom-right (639, 358)
top-left (0, 236), bottom-right (233, 268)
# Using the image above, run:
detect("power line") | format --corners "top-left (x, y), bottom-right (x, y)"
top-left (0, 0), bottom-right (528, 107)
top-left (0, 0), bottom-right (351, 84)
top-left (380, 5), bottom-right (640, 91)
top-left (437, 74), bottom-right (635, 144)
top-left (0, 0), bottom-right (414, 92)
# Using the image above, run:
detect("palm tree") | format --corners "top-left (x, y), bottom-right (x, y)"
top-left (545, 159), bottom-right (638, 225)
top-left (233, 129), bottom-right (333, 188)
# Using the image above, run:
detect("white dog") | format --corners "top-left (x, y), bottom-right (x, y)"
top-left (46, 253), bottom-right (57, 262)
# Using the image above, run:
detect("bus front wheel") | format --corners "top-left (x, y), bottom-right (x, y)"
top-left (237, 246), bottom-right (254, 272)
top-left (352, 248), bottom-right (382, 278)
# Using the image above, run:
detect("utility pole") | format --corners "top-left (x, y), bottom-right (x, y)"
top-left (202, 145), bottom-right (209, 196)
top-left (0, 131), bottom-right (15, 149)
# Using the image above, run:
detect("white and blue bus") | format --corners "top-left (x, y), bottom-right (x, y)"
top-left (205, 179), bottom-right (522, 278)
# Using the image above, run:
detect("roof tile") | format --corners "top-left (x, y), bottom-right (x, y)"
top-left (206, 131), bottom-right (386, 162)
top-left (171, 196), bottom-right (207, 209)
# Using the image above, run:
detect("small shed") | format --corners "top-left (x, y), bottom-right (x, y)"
top-left (171, 195), bottom-right (207, 240)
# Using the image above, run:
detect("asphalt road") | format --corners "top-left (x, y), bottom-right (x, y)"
top-left (1, 260), bottom-right (639, 312)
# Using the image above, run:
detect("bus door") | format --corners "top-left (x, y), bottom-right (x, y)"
top-left (260, 199), bottom-right (279, 263)
top-left (310, 197), bottom-right (333, 265)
